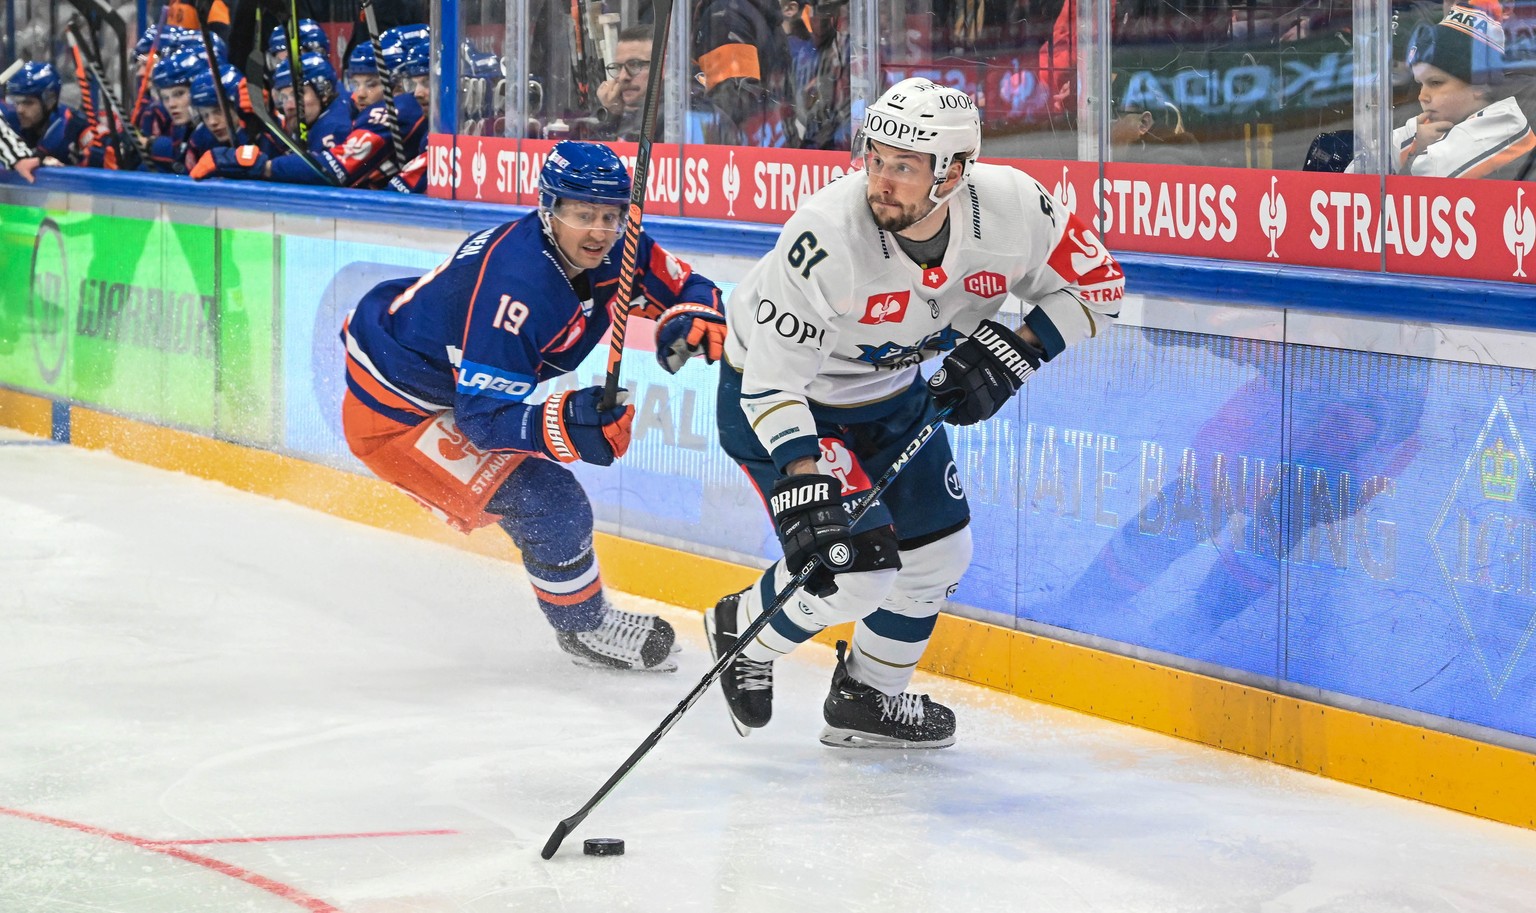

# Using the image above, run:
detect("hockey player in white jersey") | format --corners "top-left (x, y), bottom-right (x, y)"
top-left (706, 77), bottom-right (1125, 748)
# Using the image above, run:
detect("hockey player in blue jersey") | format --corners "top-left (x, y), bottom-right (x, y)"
top-left (5, 62), bottom-right (89, 182)
top-left (339, 141), bottom-right (728, 671)
top-left (192, 42), bottom-right (425, 190)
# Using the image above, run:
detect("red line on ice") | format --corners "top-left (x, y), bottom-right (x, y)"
top-left (0, 806), bottom-right (455, 912)
top-left (161, 828), bottom-right (459, 845)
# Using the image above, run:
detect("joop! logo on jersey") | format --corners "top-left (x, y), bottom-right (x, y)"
top-left (860, 290), bottom-right (910, 325)
top-left (963, 270), bottom-right (1006, 298)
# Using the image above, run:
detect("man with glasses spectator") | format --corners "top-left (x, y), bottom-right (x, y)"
top-left (591, 25), bottom-right (653, 141)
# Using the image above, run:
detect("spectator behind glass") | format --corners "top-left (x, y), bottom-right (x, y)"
top-left (692, 0), bottom-right (802, 146)
top-left (1350, 5), bottom-right (1535, 179)
top-left (795, 1), bottom-right (851, 151)
top-left (1110, 94), bottom-right (1203, 166)
top-left (592, 24), bottom-right (654, 141)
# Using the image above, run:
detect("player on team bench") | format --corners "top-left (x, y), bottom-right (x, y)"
top-left (707, 77), bottom-right (1126, 748)
top-left (340, 141), bottom-right (728, 672)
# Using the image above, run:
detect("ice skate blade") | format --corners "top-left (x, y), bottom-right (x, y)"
top-left (565, 655), bottom-right (678, 673)
top-left (818, 726), bottom-right (956, 750)
top-left (702, 611), bottom-right (753, 738)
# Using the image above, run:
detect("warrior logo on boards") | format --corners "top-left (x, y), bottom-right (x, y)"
top-left (28, 218), bottom-right (69, 386)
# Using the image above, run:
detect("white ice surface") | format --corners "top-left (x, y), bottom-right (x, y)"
top-left (2, 427), bottom-right (1535, 913)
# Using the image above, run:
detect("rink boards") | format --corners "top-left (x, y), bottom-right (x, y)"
top-left (2, 170), bottom-right (1535, 829)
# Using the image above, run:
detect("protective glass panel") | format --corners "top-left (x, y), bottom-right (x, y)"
top-left (1108, 1), bottom-right (1356, 170)
top-left (880, 1), bottom-right (1082, 161)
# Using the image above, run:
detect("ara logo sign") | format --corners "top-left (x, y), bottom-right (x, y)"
top-left (860, 290), bottom-right (910, 325)
top-left (963, 270), bottom-right (1006, 298)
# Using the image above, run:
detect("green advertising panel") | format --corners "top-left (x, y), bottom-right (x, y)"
top-left (0, 202), bottom-right (276, 445)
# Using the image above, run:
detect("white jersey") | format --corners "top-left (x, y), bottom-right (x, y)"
top-left (723, 162), bottom-right (1126, 467)
top-left (1348, 97), bottom-right (1536, 180)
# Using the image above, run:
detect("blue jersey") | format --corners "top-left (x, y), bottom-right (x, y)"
top-left (343, 213), bottom-right (722, 453)
top-left (270, 93), bottom-right (425, 188)
top-left (308, 94), bottom-right (354, 153)
top-left (35, 107), bottom-right (88, 162)
top-left (187, 121), bottom-right (251, 159)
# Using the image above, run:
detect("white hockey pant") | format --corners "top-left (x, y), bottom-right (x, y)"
top-left (738, 527), bottom-right (973, 695)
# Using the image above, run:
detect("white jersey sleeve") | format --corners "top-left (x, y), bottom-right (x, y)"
top-left (730, 206), bottom-right (850, 470)
top-left (997, 170), bottom-right (1125, 359)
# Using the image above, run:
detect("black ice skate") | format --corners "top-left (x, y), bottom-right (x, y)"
top-left (820, 641), bottom-right (956, 749)
top-left (557, 607), bottom-right (677, 672)
top-left (703, 590), bottom-right (774, 735)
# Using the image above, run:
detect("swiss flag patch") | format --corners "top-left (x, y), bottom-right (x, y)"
top-left (860, 291), bottom-right (910, 325)
top-left (921, 266), bottom-right (947, 289)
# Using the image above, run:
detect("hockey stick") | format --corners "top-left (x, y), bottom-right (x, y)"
top-left (193, 1), bottom-right (243, 149)
top-left (129, 4), bottom-right (171, 130)
top-left (241, 36), bottom-right (342, 186)
top-left (599, 0), bottom-right (675, 411)
top-left (66, 0), bottom-right (132, 106)
top-left (358, 0), bottom-right (407, 186)
top-left (66, 17), bottom-right (145, 170)
top-left (286, 0), bottom-right (308, 142)
top-left (540, 402), bottom-right (953, 859)
top-left (0, 115), bottom-right (34, 167)
top-left (0, 58), bottom-right (33, 163)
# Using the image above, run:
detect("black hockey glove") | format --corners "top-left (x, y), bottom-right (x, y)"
top-left (927, 319), bottom-right (1044, 426)
top-left (769, 473), bottom-right (856, 598)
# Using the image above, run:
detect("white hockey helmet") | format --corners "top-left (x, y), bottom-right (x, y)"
top-left (857, 77), bottom-right (981, 202)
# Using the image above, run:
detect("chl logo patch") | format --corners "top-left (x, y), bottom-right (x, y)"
top-left (964, 270), bottom-right (1006, 298)
top-left (860, 290), bottom-right (910, 325)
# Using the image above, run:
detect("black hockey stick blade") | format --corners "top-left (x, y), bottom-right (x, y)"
top-left (539, 404), bottom-right (952, 859)
top-left (599, 0), bottom-right (676, 411)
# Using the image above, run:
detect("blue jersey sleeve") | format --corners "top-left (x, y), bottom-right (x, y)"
top-left (606, 231), bottom-right (724, 320)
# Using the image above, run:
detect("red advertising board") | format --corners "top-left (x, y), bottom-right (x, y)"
top-left (427, 134), bottom-right (1536, 285)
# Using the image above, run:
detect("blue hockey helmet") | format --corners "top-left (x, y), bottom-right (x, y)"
top-left (346, 40), bottom-right (380, 77)
top-left (137, 25), bottom-right (193, 58)
top-left (379, 24), bottom-right (431, 65)
top-left (466, 48), bottom-right (502, 80)
top-left (190, 63), bottom-right (245, 109)
top-left (273, 52), bottom-right (338, 101)
top-left (152, 48), bottom-right (207, 90)
top-left (269, 19), bottom-right (331, 57)
top-left (5, 61), bottom-right (62, 101)
top-left (399, 42), bottom-right (431, 79)
top-left (539, 141), bottom-right (631, 210)
top-left (135, 25), bottom-right (159, 57)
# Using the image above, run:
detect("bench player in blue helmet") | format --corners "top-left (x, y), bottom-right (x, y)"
top-left (271, 52), bottom-right (351, 152)
top-left (145, 46), bottom-right (207, 171)
top-left (190, 51), bottom-right (347, 185)
top-left (192, 42), bottom-right (425, 189)
top-left (267, 18), bottom-right (331, 68)
top-left (186, 63), bottom-right (250, 157)
top-left (338, 141), bottom-right (727, 670)
top-left (4, 62), bottom-right (89, 181)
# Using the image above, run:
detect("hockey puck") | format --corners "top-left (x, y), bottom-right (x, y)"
top-left (583, 837), bottom-right (625, 857)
